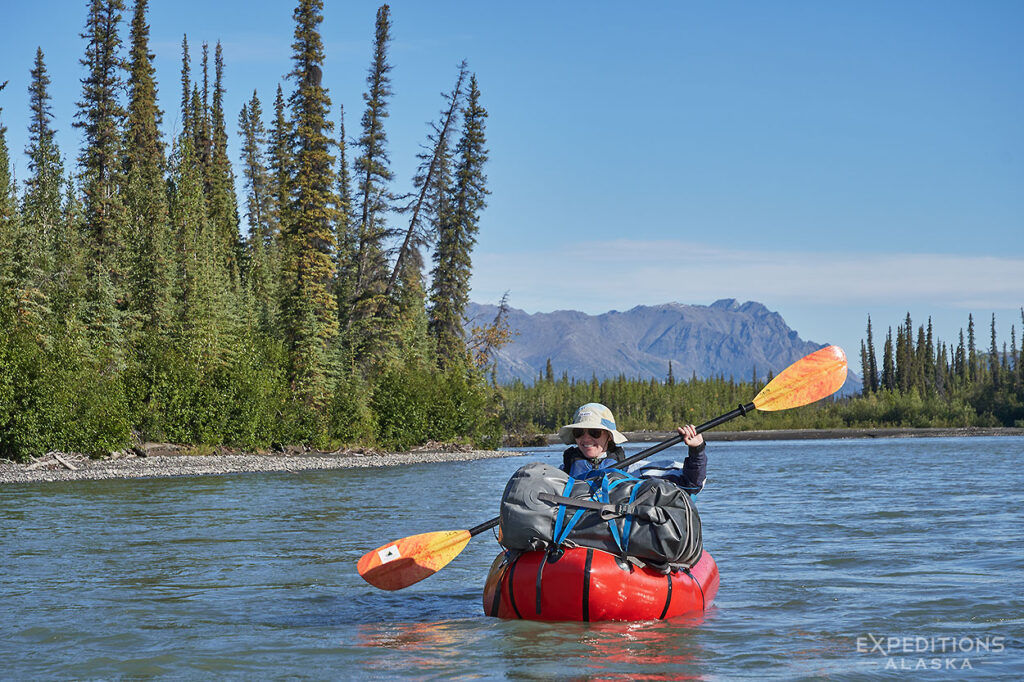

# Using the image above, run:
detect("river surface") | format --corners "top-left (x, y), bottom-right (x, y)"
top-left (1, 436), bottom-right (1022, 679)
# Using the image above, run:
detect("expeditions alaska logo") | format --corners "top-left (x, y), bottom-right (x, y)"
top-left (857, 634), bottom-right (1005, 671)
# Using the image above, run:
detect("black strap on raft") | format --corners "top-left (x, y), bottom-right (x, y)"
top-left (582, 549), bottom-right (594, 622)
top-left (538, 492), bottom-right (627, 520)
top-left (538, 489), bottom-right (658, 521)
top-left (488, 562), bottom-right (506, 618)
top-left (534, 547), bottom-right (566, 616)
top-left (507, 556), bottom-right (523, 619)
top-left (535, 554), bottom-right (546, 616)
top-left (658, 572), bottom-right (674, 620)
top-left (682, 566), bottom-right (705, 610)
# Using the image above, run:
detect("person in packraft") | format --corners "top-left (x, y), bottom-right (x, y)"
top-left (557, 402), bottom-right (707, 496)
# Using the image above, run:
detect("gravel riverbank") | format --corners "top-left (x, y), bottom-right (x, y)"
top-left (0, 447), bottom-right (521, 485)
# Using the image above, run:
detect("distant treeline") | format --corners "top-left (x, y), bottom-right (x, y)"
top-left (500, 311), bottom-right (1024, 435)
top-left (0, 1), bottom-right (508, 460)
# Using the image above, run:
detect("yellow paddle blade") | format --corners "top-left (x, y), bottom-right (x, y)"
top-left (357, 530), bottom-right (472, 591)
top-left (753, 345), bottom-right (848, 411)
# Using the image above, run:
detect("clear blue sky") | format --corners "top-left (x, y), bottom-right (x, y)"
top-left (2, 1), bottom-right (1022, 368)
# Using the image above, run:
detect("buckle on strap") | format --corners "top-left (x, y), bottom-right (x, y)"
top-left (600, 502), bottom-right (632, 521)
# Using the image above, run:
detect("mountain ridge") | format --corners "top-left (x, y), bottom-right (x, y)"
top-left (465, 299), bottom-right (861, 393)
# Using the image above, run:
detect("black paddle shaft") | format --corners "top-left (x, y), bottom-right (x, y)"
top-left (466, 401), bottom-right (756, 538)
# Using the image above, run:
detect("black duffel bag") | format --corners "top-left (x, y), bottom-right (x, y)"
top-left (498, 462), bottom-right (703, 569)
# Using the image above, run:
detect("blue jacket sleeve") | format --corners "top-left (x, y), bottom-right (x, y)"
top-left (627, 442), bottom-right (707, 495)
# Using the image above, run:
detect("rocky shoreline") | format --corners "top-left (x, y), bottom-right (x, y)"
top-left (0, 445), bottom-right (520, 485)
top-left (3, 426), bottom-right (1020, 485)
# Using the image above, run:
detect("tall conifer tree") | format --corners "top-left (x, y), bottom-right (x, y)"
top-left (19, 48), bottom-right (65, 327)
top-left (208, 41), bottom-right (242, 291)
top-left (74, 0), bottom-right (128, 350)
top-left (124, 0), bottom-right (174, 335)
top-left (268, 84), bottom-right (292, 248)
top-left (238, 90), bottom-right (279, 334)
top-left (864, 315), bottom-right (878, 392)
top-left (387, 65), bottom-right (469, 363)
top-left (967, 314), bottom-right (977, 383)
top-left (24, 48), bottom-right (64, 238)
top-left (1019, 308), bottom-right (1024, 385)
top-left (881, 328), bottom-right (895, 391)
top-left (334, 103), bottom-right (357, 330)
top-left (282, 0), bottom-right (340, 409)
top-left (0, 82), bottom-right (21, 311)
top-left (428, 73), bottom-right (489, 366)
top-left (170, 134), bottom-right (227, 364)
top-left (389, 63), bottom-right (467, 299)
top-left (180, 35), bottom-right (192, 138)
top-left (989, 313), bottom-right (1000, 388)
top-left (351, 4), bottom-right (394, 327)
top-left (956, 329), bottom-right (968, 384)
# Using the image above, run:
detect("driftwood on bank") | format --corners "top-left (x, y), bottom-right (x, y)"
top-left (52, 453), bottom-right (79, 470)
top-left (23, 452), bottom-right (81, 471)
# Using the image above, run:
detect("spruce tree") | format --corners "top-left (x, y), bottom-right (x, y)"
top-left (268, 84), bottom-right (292, 248)
top-left (865, 315), bottom-right (879, 392)
top-left (956, 329), bottom-right (968, 385)
top-left (282, 0), bottom-right (340, 409)
top-left (1019, 308), bottom-right (1024, 386)
top-left (74, 0), bottom-right (128, 351)
top-left (989, 313), bottom-right (1000, 388)
top-left (0, 82), bottom-right (21, 310)
top-left (1009, 326), bottom-right (1017, 389)
top-left (351, 4), bottom-right (394, 326)
top-left (334, 103), bottom-right (357, 330)
top-left (169, 134), bottom-right (225, 364)
top-left (19, 48), bottom-right (65, 327)
top-left (428, 73), bottom-right (489, 366)
top-left (180, 35), bottom-right (192, 138)
top-left (238, 91), bottom-right (271, 239)
top-left (934, 341), bottom-right (949, 398)
top-left (925, 318), bottom-right (936, 393)
top-left (24, 48), bottom-right (64, 237)
top-left (859, 341), bottom-right (870, 396)
top-left (389, 63), bottom-right (467, 299)
top-left (385, 65), bottom-right (470, 365)
top-left (967, 314), bottom-right (977, 383)
top-left (881, 327), bottom-right (895, 391)
top-left (124, 0), bottom-right (174, 336)
top-left (238, 90), bottom-right (278, 334)
top-left (208, 42), bottom-right (242, 291)
top-left (914, 324), bottom-right (928, 394)
top-left (197, 42), bottom-right (212, 175)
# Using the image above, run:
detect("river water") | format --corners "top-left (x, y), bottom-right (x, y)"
top-left (1, 436), bottom-right (1022, 679)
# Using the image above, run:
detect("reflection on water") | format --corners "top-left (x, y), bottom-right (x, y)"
top-left (351, 614), bottom-right (709, 681)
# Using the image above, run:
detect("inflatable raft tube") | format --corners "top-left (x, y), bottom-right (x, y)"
top-left (482, 547), bottom-right (718, 622)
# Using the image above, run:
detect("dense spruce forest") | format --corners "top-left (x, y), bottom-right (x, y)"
top-left (1, 3), bottom-right (1021, 462)
top-left (499, 312), bottom-right (1024, 437)
top-left (0, 0), bottom-right (507, 460)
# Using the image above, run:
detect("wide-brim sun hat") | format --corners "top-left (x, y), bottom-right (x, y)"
top-left (557, 402), bottom-right (628, 445)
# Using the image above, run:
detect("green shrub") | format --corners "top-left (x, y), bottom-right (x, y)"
top-left (0, 324), bottom-right (130, 459)
top-left (370, 362), bottom-right (500, 450)
top-left (327, 375), bottom-right (377, 446)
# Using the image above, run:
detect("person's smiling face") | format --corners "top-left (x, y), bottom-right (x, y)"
top-left (574, 428), bottom-right (611, 459)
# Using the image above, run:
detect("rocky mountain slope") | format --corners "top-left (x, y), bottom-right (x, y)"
top-left (465, 299), bottom-right (861, 393)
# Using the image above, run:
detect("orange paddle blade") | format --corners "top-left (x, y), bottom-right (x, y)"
top-left (358, 530), bottom-right (472, 591)
top-left (753, 345), bottom-right (848, 411)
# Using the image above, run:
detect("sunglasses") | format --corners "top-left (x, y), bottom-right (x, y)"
top-left (573, 428), bottom-right (606, 439)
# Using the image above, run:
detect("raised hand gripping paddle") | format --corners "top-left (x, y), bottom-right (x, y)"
top-left (358, 345), bottom-right (847, 591)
